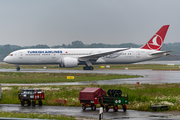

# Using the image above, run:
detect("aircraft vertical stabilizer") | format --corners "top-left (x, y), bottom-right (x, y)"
top-left (141, 25), bottom-right (169, 51)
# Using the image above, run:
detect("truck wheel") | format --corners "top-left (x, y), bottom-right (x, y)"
top-left (91, 105), bottom-right (93, 110)
top-left (32, 101), bottom-right (36, 107)
top-left (28, 101), bottom-right (31, 106)
top-left (123, 105), bottom-right (127, 112)
top-left (39, 101), bottom-right (42, 106)
top-left (91, 105), bottom-right (96, 111)
top-left (21, 101), bottom-right (24, 106)
top-left (107, 89), bottom-right (111, 96)
top-left (105, 105), bottom-right (109, 112)
top-left (113, 105), bottom-right (118, 112)
top-left (82, 104), bottom-right (86, 110)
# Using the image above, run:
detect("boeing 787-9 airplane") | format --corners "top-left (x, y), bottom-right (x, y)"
top-left (3, 25), bottom-right (171, 70)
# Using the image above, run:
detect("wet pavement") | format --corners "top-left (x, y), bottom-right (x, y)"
top-left (0, 104), bottom-right (180, 120)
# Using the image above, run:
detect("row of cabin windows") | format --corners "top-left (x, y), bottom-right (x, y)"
top-left (121, 53), bottom-right (131, 55)
top-left (60, 53), bottom-right (89, 55)
top-left (25, 53), bottom-right (89, 56)
top-left (24, 53), bottom-right (131, 56)
top-left (25, 54), bottom-right (50, 56)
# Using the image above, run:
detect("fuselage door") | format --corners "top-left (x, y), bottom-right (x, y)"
top-left (18, 52), bottom-right (23, 59)
top-left (51, 53), bottom-right (56, 59)
top-left (136, 51), bottom-right (140, 58)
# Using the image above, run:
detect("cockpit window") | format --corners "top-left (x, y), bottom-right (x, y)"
top-left (9, 54), bottom-right (13, 56)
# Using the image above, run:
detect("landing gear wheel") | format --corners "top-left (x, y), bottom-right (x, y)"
top-left (16, 66), bottom-right (20, 71)
top-left (89, 66), bottom-right (94, 70)
top-left (83, 66), bottom-right (87, 70)
top-left (83, 66), bottom-right (94, 70)
top-left (82, 104), bottom-right (86, 110)
top-left (39, 101), bottom-right (42, 106)
top-left (21, 101), bottom-right (24, 106)
top-left (32, 101), bottom-right (36, 107)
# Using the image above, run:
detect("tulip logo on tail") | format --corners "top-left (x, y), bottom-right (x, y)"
top-left (141, 25), bottom-right (169, 51)
top-left (147, 34), bottom-right (163, 50)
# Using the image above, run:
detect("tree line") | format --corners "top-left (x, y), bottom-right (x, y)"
top-left (0, 40), bottom-right (180, 61)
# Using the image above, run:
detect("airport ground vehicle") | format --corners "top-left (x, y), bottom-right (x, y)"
top-left (79, 87), bottom-right (106, 111)
top-left (103, 89), bottom-right (128, 112)
top-left (79, 88), bottom-right (128, 112)
top-left (18, 89), bottom-right (45, 107)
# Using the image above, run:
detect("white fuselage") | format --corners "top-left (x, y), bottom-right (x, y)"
top-left (3, 48), bottom-right (166, 65)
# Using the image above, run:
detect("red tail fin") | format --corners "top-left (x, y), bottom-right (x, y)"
top-left (141, 25), bottom-right (169, 51)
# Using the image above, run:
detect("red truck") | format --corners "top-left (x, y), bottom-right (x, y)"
top-left (18, 89), bottom-right (45, 107)
top-left (79, 87), bottom-right (106, 111)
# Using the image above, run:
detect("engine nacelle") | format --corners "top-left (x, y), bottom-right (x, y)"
top-left (59, 57), bottom-right (78, 68)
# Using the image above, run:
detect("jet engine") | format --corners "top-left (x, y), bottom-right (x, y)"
top-left (59, 57), bottom-right (78, 68)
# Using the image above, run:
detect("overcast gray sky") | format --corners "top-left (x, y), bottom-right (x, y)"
top-left (0, 0), bottom-right (180, 46)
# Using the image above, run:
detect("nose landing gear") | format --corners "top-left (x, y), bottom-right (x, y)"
top-left (16, 65), bottom-right (20, 71)
top-left (16, 66), bottom-right (20, 71)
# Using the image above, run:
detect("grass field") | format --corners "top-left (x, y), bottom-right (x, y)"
top-left (0, 111), bottom-right (75, 120)
top-left (1, 63), bottom-right (180, 70)
top-left (2, 84), bottom-right (180, 112)
top-left (0, 72), bottom-right (141, 83)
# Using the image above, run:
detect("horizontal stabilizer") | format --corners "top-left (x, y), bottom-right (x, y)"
top-left (150, 51), bottom-right (173, 55)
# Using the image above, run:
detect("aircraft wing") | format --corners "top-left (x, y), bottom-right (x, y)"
top-left (78, 48), bottom-right (129, 62)
top-left (150, 51), bottom-right (173, 55)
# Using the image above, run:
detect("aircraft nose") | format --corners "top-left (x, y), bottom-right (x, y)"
top-left (3, 56), bottom-right (8, 63)
top-left (3, 57), bottom-right (6, 62)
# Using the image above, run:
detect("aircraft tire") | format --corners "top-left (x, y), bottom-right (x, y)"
top-left (83, 66), bottom-right (94, 70)
top-left (89, 66), bottom-right (94, 70)
top-left (16, 67), bottom-right (20, 71)
top-left (83, 66), bottom-right (87, 70)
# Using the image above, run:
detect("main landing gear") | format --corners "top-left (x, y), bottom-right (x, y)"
top-left (83, 66), bottom-right (94, 70)
top-left (16, 65), bottom-right (20, 71)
